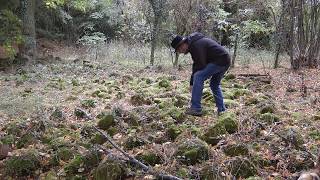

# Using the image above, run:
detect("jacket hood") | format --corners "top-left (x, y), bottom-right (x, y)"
top-left (187, 32), bottom-right (205, 45)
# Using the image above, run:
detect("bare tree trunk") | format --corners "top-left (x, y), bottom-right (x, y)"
top-left (21, 0), bottom-right (36, 59)
top-left (231, 33), bottom-right (239, 68)
top-left (150, 17), bottom-right (159, 66)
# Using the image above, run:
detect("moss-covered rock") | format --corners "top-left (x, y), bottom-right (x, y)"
top-left (258, 113), bottom-right (280, 125)
top-left (83, 148), bottom-right (103, 169)
top-left (259, 104), bottom-right (276, 114)
top-left (130, 93), bottom-right (152, 106)
top-left (158, 79), bottom-right (171, 88)
top-left (200, 164), bottom-right (225, 180)
top-left (201, 122), bottom-right (227, 145)
top-left (278, 127), bottom-right (304, 149)
top-left (168, 108), bottom-right (186, 121)
top-left (174, 95), bottom-right (188, 108)
top-left (57, 147), bottom-right (74, 161)
top-left (223, 144), bottom-right (249, 157)
top-left (227, 157), bottom-right (258, 178)
top-left (91, 133), bottom-right (107, 145)
top-left (16, 133), bottom-right (35, 149)
top-left (0, 135), bottom-right (15, 145)
top-left (97, 113), bottom-right (115, 130)
top-left (5, 151), bottom-right (41, 177)
top-left (224, 73), bottom-right (236, 80)
top-left (64, 155), bottom-right (84, 175)
top-left (218, 112), bottom-right (238, 134)
top-left (136, 151), bottom-right (162, 166)
top-left (81, 99), bottom-right (96, 108)
top-left (50, 108), bottom-right (65, 121)
top-left (231, 88), bottom-right (251, 99)
top-left (245, 97), bottom-right (259, 106)
top-left (124, 136), bottom-right (146, 150)
top-left (166, 125), bottom-right (183, 141)
top-left (175, 138), bottom-right (209, 165)
top-left (93, 159), bottom-right (127, 180)
top-left (224, 99), bottom-right (239, 108)
top-left (74, 108), bottom-right (89, 119)
top-left (286, 150), bottom-right (314, 173)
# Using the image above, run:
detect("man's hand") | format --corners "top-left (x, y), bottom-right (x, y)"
top-left (189, 86), bottom-right (193, 93)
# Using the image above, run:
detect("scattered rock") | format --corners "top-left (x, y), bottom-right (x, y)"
top-left (50, 108), bottom-right (65, 121)
top-left (258, 113), bottom-right (280, 125)
top-left (130, 93), bottom-right (152, 106)
top-left (124, 136), bottom-right (146, 150)
top-left (0, 144), bottom-right (11, 160)
top-left (166, 125), bottom-right (183, 141)
top-left (224, 73), bottom-right (236, 80)
top-left (5, 151), bottom-right (41, 177)
top-left (218, 112), bottom-right (238, 134)
top-left (227, 157), bottom-right (258, 178)
top-left (136, 151), bottom-right (162, 166)
top-left (202, 122), bottom-right (227, 145)
top-left (97, 113), bottom-right (115, 130)
top-left (93, 159), bottom-right (127, 180)
top-left (74, 108), bottom-right (90, 119)
top-left (175, 138), bottom-right (209, 165)
top-left (223, 144), bottom-right (249, 157)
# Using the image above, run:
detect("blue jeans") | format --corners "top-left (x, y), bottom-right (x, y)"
top-left (191, 63), bottom-right (228, 112)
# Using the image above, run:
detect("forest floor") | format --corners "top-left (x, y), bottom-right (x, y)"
top-left (0, 43), bottom-right (320, 180)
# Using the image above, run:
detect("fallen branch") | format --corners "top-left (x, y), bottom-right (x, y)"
top-left (93, 126), bottom-right (183, 180)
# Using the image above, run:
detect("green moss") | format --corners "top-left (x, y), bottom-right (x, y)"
top-left (93, 159), bottom-right (127, 180)
top-left (218, 112), bottom-right (238, 134)
top-left (201, 122), bottom-right (227, 145)
top-left (223, 144), bottom-right (249, 157)
top-left (136, 151), bottom-right (162, 166)
top-left (168, 108), bottom-right (185, 121)
top-left (57, 147), bottom-right (74, 161)
top-left (124, 136), bottom-right (145, 150)
top-left (309, 130), bottom-right (320, 140)
top-left (158, 79), bottom-right (171, 88)
top-left (175, 138), bottom-right (209, 165)
top-left (97, 113), bottom-right (115, 130)
top-left (64, 155), bottom-right (84, 175)
top-left (259, 105), bottom-right (275, 114)
top-left (259, 113), bottom-right (280, 125)
top-left (0, 135), bottom-right (14, 145)
top-left (50, 108), bottom-right (65, 121)
top-left (130, 93), bottom-right (151, 106)
top-left (224, 99), bottom-right (238, 108)
top-left (81, 99), bottom-right (96, 108)
top-left (74, 108), bottom-right (88, 119)
top-left (228, 157), bottom-right (257, 178)
top-left (16, 133), bottom-right (35, 149)
top-left (167, 125), bottom-right (183, 141)
top-left (224, 74), bottom-right (236, 80)
top-left (5, 151), bottom-right (41, 177)
top-left (200, 164), bottom-right (225, 180)
top-left (245, 97), bottom-right (259, 106)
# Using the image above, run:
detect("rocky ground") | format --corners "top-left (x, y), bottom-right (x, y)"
top-left (0, 57), bottom-right (320, 180)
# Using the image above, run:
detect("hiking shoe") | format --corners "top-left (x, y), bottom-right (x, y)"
top-left (185, 108), bottom-right (203, 117)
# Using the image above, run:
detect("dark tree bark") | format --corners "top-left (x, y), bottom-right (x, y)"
top-left (21, 0), bottom-right (36, 58)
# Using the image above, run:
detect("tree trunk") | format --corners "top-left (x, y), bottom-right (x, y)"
top-left (150, 16), bottom-right (159, 66)
top-left (21, 0), bottom-right (36, 58)
top-left (231, 33), bottom-right (239, 68)
top-left (173, 53), bottom-right (179, 67)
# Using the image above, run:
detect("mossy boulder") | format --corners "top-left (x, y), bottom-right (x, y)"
top-left (91, 133), bottom-right (107, 145)
top-left (16, 133), bottom-right (35, 149)
top-left (57, 147), bottom-right (74, 161)
top-left (227, 157), bottom-right (258, 178)
top-left (64, 155), bottom-right (84, 175)
top-left (130, 93), bottom-right (152, 106)
top-left (50, 108), bottom-right (65, 121)
top-left (258, 113), bottom-right (280, 125)
top-left (201, 122), bottom-right (227, 145)
top-left (81, 99), bottom-right (96, 108)
top-left (166, 125), bottom-right (184, 141)
top-left (200, 164), bottom-right (225, 180)
top-left (174, 95), bottom-right (188, 108)
top-left (231, 88), bottom-right (251, 99)
top-left (223, 144), bottom-right (249, 157)
top-left (136, 151), bottom-right (162, 166)
top-left (124, 136), bottom-right (146, 150)
top-left (224, 99), bottom-right (239, 108)
top-left (93, 159), bottom-right (127, 180)
top-left (74, 108), bottom-right (89, 119)
top-left (224, 73), bottom-right (236, 80)
top-left (158, 79), bottom-right (171, 88)
top-left (278, 127), bottom-right (304, 149)
top-left (175, 138), bottom-right (209, 165)
top-left (97, 113), bottom-right (115, 130)
top-left (218, 112), bottom-right (238, 134)
top-left (259, 104), bottom-right (276, 114)
top-left (5, 151), bottom-right (41, 177)
top-left (287, 150), bottom-right (314, 173)
top-left (168, 108), bottom-right (186, 121)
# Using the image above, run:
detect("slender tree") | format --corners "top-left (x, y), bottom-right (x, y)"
top-left (21, 0), bottom-right (36, 58)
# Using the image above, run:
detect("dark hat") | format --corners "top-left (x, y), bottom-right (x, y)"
top-left (171, 35), bottom-right (187, 51)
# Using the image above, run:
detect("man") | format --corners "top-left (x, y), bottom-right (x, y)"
top-left (171, 32), bottom-right (231, 116)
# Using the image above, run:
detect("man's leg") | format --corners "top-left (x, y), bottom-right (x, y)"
top-left (190, 64), bottom-right (226, 112)
top-left (210, 71), bottom-right (226, 113)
